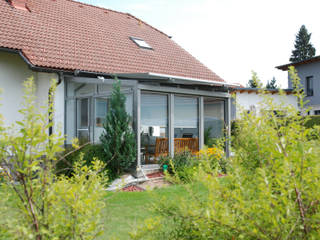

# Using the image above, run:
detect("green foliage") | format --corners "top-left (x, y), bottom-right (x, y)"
top-left (0, 77), bottom-right (106, 239)
top-left (159, 151), bottom-right (197, 183)
top-left (134, 67), bottom-right (320, 239)
top-left (266, 76), bottom-right (278, 89)
top-left (290, 25), bottom-right (316, 63)
top-left (100, 78), bottom-right (136, 174)
top-left (55, 143), bottom-right (118, 181)
top-left (159, 147), bottom-right (226, 184)
top-left (305, 115), bottom-right (320, 128)
top-left (247, 71), bottom-right (263, 88)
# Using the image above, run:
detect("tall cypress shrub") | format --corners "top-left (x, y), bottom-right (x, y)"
top-left (100, 78), bottom-right (136, 174)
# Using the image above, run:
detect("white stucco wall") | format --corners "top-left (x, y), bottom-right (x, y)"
top-left (233, 91), bottom-right (298, 119)
top-left (0, 51), bottom-right (64, 135)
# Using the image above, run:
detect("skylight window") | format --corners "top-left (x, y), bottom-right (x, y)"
top-left (130, 37), bottom-right (153, 50)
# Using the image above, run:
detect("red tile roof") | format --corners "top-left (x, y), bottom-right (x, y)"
top-left (0, 0), bottom-right (225, 82)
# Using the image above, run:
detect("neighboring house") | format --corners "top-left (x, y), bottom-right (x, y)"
top-left (231, 88), bottom-right (298, 120)
top-left (277, 56), bottom-right (320, 115)
top-left (0, 0), bottom-right (236, 167)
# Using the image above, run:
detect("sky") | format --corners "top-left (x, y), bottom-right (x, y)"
top-left (79, 0), bottom-right (320, 88)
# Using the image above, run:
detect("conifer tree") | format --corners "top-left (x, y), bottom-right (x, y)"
top-left (100, 78), bottom-right (136, 174)
top-left (247, 71), bottom-right (262, 88)
top-left (290, 25), bottom-right (316, 63)
top-left (266, 77), bottom-right (277, 89)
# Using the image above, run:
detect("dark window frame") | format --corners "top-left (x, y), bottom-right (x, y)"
top-left (314, 110), bottom-right (320, 115)
top-left (306, 76), bottom-right (314, 96)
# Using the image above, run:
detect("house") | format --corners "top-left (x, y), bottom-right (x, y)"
top-left (276, 56), bottom-right (320, 115)
top-left (230, 88), bottom-right (298, 120)
top-left (0, 0), bottom-right (236, 167)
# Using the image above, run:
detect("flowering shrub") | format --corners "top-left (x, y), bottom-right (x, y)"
top-left (197, 146), bottom-right (226, 173)
top-left (159, 146), bottom-right (226, 183)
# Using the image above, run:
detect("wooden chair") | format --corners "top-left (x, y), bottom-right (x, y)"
top-left (145, 138), bottom-right (168, 163)
top-left (144, 138), bottom-right (199, 163)
top-left (174, 138), bottom-right (199, 154)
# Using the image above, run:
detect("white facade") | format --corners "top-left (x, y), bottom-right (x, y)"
top-left (232, 90), bottom-right (298, 119)
top-left (0, 52), bottom-right (64, 134)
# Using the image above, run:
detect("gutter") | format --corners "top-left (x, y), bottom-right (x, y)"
top-left (0, 47), bottom-right (64, 135)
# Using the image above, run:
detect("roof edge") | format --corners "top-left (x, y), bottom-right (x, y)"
top-left (276, 55), bottom-right (320, 71)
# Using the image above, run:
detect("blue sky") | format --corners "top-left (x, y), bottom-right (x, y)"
top-left (78, 0), bottom-right (320, 87)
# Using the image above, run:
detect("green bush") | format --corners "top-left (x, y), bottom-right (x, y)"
top-left (305, 115), bottom-right (320, 128)
top-left (159, 147), bottom-right (226, 184)
top-left (56, 143), bottom-right (118, 181)
top-left (132, 67), bottom-right (320, 240)
top-left (0, 77), bottom-right (106, 239)
top-left (159, 151), bottom-right (197, 183)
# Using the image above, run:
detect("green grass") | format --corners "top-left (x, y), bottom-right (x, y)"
top-left (100, 185), bottom-right (187, 240)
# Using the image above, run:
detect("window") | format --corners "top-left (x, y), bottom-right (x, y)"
top-left (77, 98), bottom-right (90, 142)
top-left (204, 98), bottom-right (225, 144)
top-left (130, 37), bottom-right (153, 49)
top-left (95, 99), bottom-right (108, 127)
top-left (306, 76), bottom-right (314, 96)
top-left (314, 110), bottom-right (320, 115)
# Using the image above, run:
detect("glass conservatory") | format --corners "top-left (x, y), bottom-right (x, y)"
top-left (64, 75), bottom-right (231, 167)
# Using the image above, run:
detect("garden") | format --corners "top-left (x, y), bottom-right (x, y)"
top-left (1, 66), bottom-right (320, 239)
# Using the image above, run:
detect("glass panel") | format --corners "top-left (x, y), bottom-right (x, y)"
top-left (66, 99), bottom-right (76, 144)
top-left (94, 98), bottom-right (108, 143)
top-left (174, 96), bottom-right (199, 154)
top-left (125, 93), bottom-right (133, 117)
top-left (141, 93), bottom-right (168, 164)
top-left (75, 84), bottom-right (96, 96)
top-left (77, 98), bottom-right (89, 142)
top-left (204, 97), bottom-right (225, 146)
top-left (96, 99), bottom-right (108, 127)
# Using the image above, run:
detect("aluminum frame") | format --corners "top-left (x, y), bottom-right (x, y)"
top-left (64, 77), bottom-right (232, 164)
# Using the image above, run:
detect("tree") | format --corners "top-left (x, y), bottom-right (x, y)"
top-left (266, 77), bottom-right (277, 89)
top-left (290, 25), bottom-right (316, 63)
top-left (100, 78), bottom-right (136, 174)
top-left (247, 71), bottom-right (262, 88)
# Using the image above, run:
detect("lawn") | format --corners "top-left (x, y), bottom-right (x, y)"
top-left (100, 185), bottom-right (187, 240)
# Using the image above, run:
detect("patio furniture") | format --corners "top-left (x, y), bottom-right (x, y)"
top-left (145, 137), bottom-right (199, 163)
top-left (145, 137), bottom-right (168, 164)
top-left (174, 138), bottom-right (199, 154)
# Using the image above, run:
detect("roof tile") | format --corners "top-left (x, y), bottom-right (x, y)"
top-left (0, 0), bottom-right (224, 82)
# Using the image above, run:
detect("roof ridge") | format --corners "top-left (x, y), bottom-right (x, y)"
top-left (126, 13), bottom-right (170, 38)
top-left (66, 0), bottom-right (170, 38)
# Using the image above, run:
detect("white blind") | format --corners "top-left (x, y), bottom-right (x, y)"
top-left (141, 94), bottom-right (168, 126)
top-left (174, 96), bottom-right (198, 128)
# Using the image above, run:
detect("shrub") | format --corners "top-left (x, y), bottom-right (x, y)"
top-left (159, 147), bottom-right (226, 183)
top-left (0, 77), bottom-right (106, 239)
top-left (55, 143), bottom-right (118, 180)
top-left (133, 67), bottom-right (320, 240)
top-left (100, 78), bottom-right (136, 174)
top-left (305, 115), bottom-right (320, 128)
top-left (159, 151), bottom-right (197, 183)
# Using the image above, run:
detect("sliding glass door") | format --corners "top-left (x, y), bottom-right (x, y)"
top-left (204, 97), bottom-right (225, 146)
top-left (141, 93), bottom-right (168, 164)
top-left (174, 96), bottom-right (199, 154)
